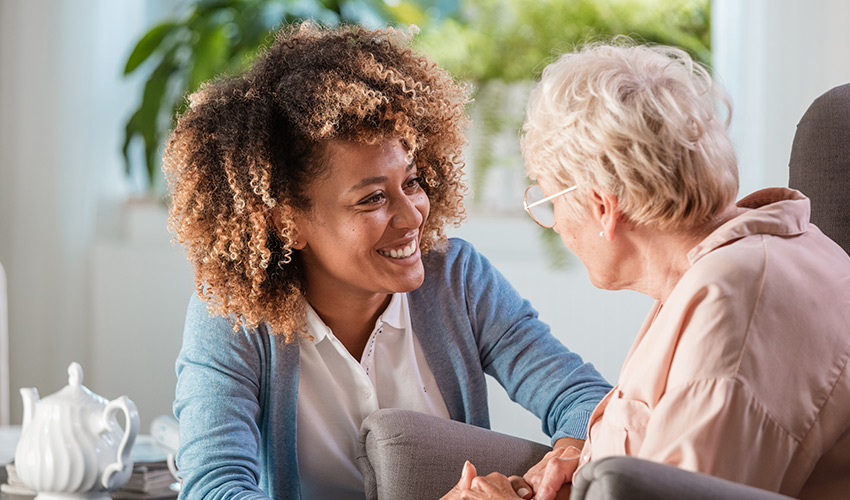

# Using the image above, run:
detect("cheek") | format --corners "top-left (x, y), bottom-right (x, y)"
top-left (417, 192), bottom-right (431, 222)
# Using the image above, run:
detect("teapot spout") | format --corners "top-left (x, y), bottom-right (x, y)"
top-left (20, 387), bottom-right (39, 431)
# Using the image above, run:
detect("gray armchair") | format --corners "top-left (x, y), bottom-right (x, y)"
top-left (355, 84), bottom-right (850, 500)
top-left (357, 409), bottom-right (793, 500)
top-left (357, 409), bottom-right (549, 499)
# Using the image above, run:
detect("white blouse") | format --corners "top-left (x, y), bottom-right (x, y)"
top-left (296, 293), bottom-right (450, 499)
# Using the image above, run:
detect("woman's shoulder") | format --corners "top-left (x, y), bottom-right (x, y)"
top-left (423, 236), bottom-right (475, 258)
top-left (184, 292), bottom-right (237, 332)
top-left (181, 292), bottom-right (276, 351)
top-left (419, 237), bottom-right (493, 287)
top-left (682, 237), bottom-right (767, 300)
top-left (421, 237), bottom-right (489, 270)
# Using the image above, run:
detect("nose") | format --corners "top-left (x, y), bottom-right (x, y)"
top-left (390, 192), bottom-right (426, 229)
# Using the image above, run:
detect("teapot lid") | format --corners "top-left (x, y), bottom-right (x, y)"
top-left (40, 362), bottom-right (108, 408)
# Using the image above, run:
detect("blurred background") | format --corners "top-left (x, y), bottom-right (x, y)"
top-left (0, 0), bottom-right (848, 444)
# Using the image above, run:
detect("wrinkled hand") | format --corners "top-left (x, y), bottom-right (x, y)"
top-left (440, 461), bottom-right (533, 500)
top-left (521, 444), bottom-right (581, 500)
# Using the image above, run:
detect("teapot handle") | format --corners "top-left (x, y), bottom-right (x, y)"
top-left (99, 396), bottom-right (140, 490)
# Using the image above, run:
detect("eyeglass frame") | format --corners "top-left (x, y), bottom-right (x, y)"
top-left (523, 183), bottom-right (578, 228)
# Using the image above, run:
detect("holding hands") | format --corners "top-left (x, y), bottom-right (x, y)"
top-left (441, 441), bottom-right (582, 500)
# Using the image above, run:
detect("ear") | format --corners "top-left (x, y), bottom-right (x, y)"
top-left (290, 228), bottom-right (307, 250)
top-left (586, 189), bottom-right (621, 241)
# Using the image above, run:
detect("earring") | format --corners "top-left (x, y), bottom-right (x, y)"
top-left (599, 231), bottom-right (604, 237)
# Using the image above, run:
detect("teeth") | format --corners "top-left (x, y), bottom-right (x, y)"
top-left (379, 241), bottom-right (417, 259)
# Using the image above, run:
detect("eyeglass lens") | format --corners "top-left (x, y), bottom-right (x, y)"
top-left (525, 184), bottom-right (555, 227)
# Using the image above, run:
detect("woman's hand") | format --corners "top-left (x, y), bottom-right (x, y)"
top-left (520, 439), bottom-right (582, 500)
top-left (440, 461), bottom-right (533, 500)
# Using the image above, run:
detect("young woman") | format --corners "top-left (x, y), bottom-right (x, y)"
top-left (164, 22), bottom-right (611, 500)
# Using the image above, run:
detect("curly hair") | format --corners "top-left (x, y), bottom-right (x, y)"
top-left (522, 39), bottom-right (738, 231)
top-left (163, 22), bottom-right (470, 341)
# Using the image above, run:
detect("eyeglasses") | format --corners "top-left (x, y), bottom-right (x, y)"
top-left (523, 183), bottom-right (577, 228)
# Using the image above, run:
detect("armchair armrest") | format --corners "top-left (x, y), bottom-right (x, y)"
top-left (357, 409), bottom-right (551, 500)
top-left (572, 456), bottom-right (795, 500)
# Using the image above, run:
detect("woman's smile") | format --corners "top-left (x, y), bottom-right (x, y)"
top-left (377, 238), bottom-right (419, 259)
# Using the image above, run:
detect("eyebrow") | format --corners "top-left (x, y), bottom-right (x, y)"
top-left (346, 160), bottom-right (416, 193)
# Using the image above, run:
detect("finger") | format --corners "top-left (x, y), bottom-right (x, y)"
top-left (523, 448), bottom-right (561, 487)
top-left (458, 460), bottom-right (477, 490)
top-left (469, 473), bottom-right (524, 498)
top-left (508, 475), bottom-right (533, 499)
top-left (534, 449), bottom-right (580, 500)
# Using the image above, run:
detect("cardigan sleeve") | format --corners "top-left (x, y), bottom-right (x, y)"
top-left (456, 239), bottom-right (612, 443)
top-left (173, 294), bottom-right (272, 500)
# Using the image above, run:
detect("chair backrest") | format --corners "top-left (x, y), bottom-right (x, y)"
top-left (0, 261), bottom-right (8, 425)
top-left (788, 83), bottom-right (850, 255)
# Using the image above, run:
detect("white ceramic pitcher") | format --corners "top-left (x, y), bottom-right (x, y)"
top-left (15, 362), bottom-right (140, 500)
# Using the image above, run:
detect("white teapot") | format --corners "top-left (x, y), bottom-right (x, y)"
top-left (15, 362), bottom-right (140, 500)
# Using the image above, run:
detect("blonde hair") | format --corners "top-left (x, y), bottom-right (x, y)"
top-left (522, 39), bottom-right (738, 230)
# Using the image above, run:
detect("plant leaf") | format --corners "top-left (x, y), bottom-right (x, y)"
top-left (123, 21), bottom-right (178, 75)
top-left (122, 52), bottom-right (177, 188)
top-left (189, 24), bottom-right (231, 92)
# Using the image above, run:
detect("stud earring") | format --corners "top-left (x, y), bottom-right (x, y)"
top-left (599, 231), bottom-right (604, 237)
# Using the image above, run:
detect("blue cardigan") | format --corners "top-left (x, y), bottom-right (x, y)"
top-left (174, 238), bottom-right (611, 500)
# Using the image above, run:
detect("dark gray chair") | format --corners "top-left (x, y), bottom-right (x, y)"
top-left (789, 82), bottom-right (850, 255)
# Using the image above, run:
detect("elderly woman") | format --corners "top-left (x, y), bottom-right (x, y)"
top-left (453, 42), bottom-right (850, 500)
top-left (165, 23), bottom-right (611, 500)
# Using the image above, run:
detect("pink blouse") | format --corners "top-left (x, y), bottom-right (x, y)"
top-left (578, 188), bottom-right (850, 498)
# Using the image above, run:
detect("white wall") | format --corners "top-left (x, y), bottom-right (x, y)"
top-left (712, 0), bottom-right (850, 197)
top-left (0, 0), bottom-right (180, 427)
top-left (1, 0), bottom-right (849, 446)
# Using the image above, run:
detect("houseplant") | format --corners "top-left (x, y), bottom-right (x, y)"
top-left (412, 0), bottom-right (711, 265)
top-left (121, 0), bottom-right (447, 196)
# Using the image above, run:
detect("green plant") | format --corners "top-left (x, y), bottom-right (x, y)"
top-left (414, 0), bottom-right (710, 83)
top-left (122, 0), bottom-right (437, 194)
top-left (412, 0), bottom-right (711, 267)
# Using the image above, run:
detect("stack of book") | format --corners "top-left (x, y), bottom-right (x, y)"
top-left (0, 462), bottom-right (35, 498)
top-left (112, 461), bottom-right (179, 500)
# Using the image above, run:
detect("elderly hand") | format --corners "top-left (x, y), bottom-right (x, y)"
top-left (520, 440), bottom-right (582, 500)
top-left (440, 461), bottom-right (534, 500)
